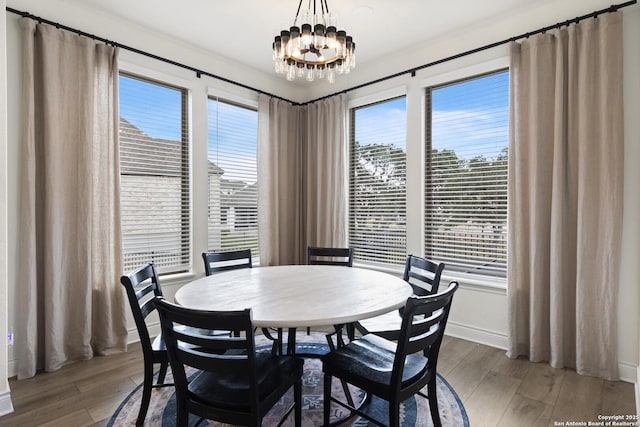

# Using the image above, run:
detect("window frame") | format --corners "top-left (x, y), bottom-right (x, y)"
top-left (118, 63), bottom-right (193, 275)
top-left (347, 86), bottom-right (409, 270)
top-left (205, 92), bottom-right (260, 263)
top-left (420, 57), bottom-right (509, 285)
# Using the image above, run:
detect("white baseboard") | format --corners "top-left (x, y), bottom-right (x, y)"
top-left (618, 361), bottom-right (637, 384)
top-left (125, 322), bottom-right (160, 346)
top-left (635, 366), bottom-right (640, 415)
top-left (0, 390), bottom-right (14, 417)
top-left (445, 320), bottom-right (509, 350)
top-left (7, 359), bottom-right (16, 380)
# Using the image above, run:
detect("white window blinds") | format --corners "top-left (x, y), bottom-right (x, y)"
top-left (119, 73), bottom-right (190, 274)
top-left (425, 70), bottom-right (509, 277)
top-left (207, 97), bottom-right (259, 261)
top-left (349, 96), bottom-right (407, 267)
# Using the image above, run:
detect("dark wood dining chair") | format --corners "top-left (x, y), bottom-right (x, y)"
top-left (154, 297), bottom-right (304, 427)
top-left (202, 248), bottom-right (252, 275)
top-left (307, 246), bottom-right (354, 266)
top-left (306, 246), bottom-right (355, 338)
top-left (355, 254), bottom-right (445, 340)
top-left (120, 263), bottom-right (172, 426)
top-left (322, 281), bottom-right (459, 427)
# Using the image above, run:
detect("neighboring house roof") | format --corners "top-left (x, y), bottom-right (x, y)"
top-left (208, 160), bottom-right (224, 176)
top-left (119, 117), bottom-right (224, 176)
top-left (221, 181), bottom-right (257, 208)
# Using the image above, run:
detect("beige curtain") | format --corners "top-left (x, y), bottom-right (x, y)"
top-left (507, 12), bottom-right (623, 380)
top-left (17, 19), bottom-right (127, 379)
top-left (257, 94), bottom-right (305, 265)
top-left (257, 93), bottom-right (348, 264)
top-left (303, 94), bottom-right (348, 249)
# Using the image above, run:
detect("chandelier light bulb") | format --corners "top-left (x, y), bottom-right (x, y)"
top-left (272, 0), bottom-right (355, 83)
top-left (287, 62), bottom-right (296, 81)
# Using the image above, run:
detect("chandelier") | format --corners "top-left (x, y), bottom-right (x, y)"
top-left (272, 0), bottom-right (356, 83)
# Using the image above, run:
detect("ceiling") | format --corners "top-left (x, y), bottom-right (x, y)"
top-left (49, 0), bottom-right (543, 79)
top-left (9, 0), bottom-right (624, 92)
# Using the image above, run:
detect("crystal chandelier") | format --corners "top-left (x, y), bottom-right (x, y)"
top-left (272, 0), bottom-right (356, 83)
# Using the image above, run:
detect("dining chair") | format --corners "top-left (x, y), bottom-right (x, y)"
top-left (355, 254), bottom-right (445, 340)
top-left (202, 248), bottom-right (252, 276)
top-left (307, 246), bottom-right (354, 266)
top-left (154, 297), bottom-right (304, 427)
top-left (306, 246), bottom-right (355, 338)
top-left (322, 281), bottom-right (459, 427)
top-left (120, 263), bottom-right (172, 426)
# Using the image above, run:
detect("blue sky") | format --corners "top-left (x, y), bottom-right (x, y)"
top-left (119, 74), bottom-right (183, 141)
top-left (431, 70), bottom-right (509, 160)
top-left (207, 99), bottom-right (258, 183)
top-left (119, 70), bottom-right (509, 180)
top-left (354, 70), bottom-right (509, 160)
top-left (354, 97), bottom-right (407, 150)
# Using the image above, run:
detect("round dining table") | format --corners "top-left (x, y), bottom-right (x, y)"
top-left (175, 264), bottom-right (412, 415)
top-left (174, 265), bottom-right (412, 329)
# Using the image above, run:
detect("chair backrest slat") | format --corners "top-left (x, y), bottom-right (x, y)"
top-left (403, 255), bottom-right (445, 296)
top-left (139, 298), bottom-right (158, 319)
top-left (172, 329), bottom-right (246, 349)
top-left (404, 311), bottom-right (447, 354)
top-left (202, 249), bottom-right (252, 276)
top-left (179, 347), bottom-right (250, 372)
top-left (307, 246), bottom-right (354, 267)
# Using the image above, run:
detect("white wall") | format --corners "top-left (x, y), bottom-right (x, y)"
top-left (3, 0), bottom-right (639, 385)
top-left (0, 0), bottom-right (15, 416)
top-left (5, 8), bottom-right (19, 383)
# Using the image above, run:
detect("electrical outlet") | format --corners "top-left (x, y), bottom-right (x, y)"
top-left (7, 329), bottom-right (13, 346)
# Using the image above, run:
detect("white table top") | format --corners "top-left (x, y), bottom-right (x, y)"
top-left (174, 265), bottom-right (413, 329)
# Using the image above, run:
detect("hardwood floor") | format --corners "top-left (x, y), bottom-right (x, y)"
top-left (1, 335), bottom-right (636, 426)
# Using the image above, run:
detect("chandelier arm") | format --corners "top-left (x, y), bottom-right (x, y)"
top-left (294, 0), bottom-right (304, 25)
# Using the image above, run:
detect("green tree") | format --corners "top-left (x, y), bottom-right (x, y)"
top-left (351, 141), bottom-right (406, 222)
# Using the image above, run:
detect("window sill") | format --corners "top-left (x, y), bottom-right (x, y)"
top-left (353, 262), bottom-right (507, 294)
top-left (443, 272), bottom-right (506, 295)
top-left (157, 271), bottom-right (198, 287)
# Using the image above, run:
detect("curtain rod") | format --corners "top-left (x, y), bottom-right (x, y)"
top-left (5, 6), bottom-right (299, 105)
top-left (6, 1), bottom-right (637, 107)
top-left (306, 0), bottom-right (637, 104)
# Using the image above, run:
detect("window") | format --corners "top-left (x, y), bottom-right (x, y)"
top-left (207, 97), bottom-right (259, 261)
top-left (349, 96), bottom-right (407, 267)
top-left (119, 73), bottom-right (190, 274)
top-left (425, 70), bottom-right (509, 277)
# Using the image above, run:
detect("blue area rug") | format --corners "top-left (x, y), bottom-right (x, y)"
top-left (109, 338), bottom-right (468, 426)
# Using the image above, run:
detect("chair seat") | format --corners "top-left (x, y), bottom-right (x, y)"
top-left (188, 354), bottom-right (304, 410)
top-left (357, 310), bottom-right (403, 340)
top-left (151, 333), bottom-right (166, 351)
top-left (321, 334), bottom-right (428, 398)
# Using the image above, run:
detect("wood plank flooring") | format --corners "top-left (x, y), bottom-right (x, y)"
top-left (1, 335), bottom-right (636, 426)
